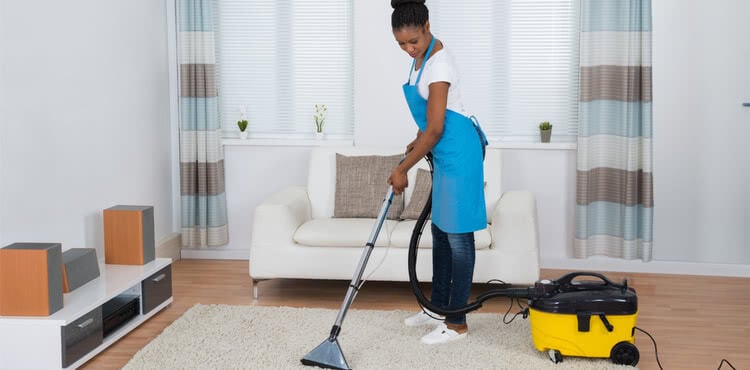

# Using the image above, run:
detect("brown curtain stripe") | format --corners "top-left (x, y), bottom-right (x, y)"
top-left (577, 168), bottom-right (653, 208)
top-left (182, 225), bottom-right (229, 248)
top-left (180, 161), bottom-right (226, 196)
top-left (580, 66), bottom-right (652, 102)
top-left (574, 238), bottom-right (648, 260)
top-left (180, 64), bottom-right (217, 97)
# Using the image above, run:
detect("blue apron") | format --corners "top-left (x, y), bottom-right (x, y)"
top-left (402, 37), bottom-right (488, 233)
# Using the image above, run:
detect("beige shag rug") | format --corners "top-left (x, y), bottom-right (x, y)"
top-left (124, 304), bottom-right (636, 370)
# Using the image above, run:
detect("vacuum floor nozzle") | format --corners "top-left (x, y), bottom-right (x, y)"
top-left (301, 337), bottom-right (350, 370)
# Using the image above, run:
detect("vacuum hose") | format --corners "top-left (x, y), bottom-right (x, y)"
top-left (406, 154), bottom-right (534, 317)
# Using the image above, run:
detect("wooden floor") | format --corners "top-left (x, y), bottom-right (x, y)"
top-left (82, 259), bottom-right (750, 370)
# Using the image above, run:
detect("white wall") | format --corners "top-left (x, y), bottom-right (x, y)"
top-left (198, 1), bottom-right (750, 277)
top-left (353, 1), bottom-right (414, 147)
top-left (0, 1), bottom-right (174, 259)
top-left (651, 0), bottom-right (750, 265)
top-left (0, 0), bottom-right (7, 246)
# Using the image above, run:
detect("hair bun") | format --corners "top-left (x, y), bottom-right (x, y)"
top-left (391, 0), bottom-right (426, 9)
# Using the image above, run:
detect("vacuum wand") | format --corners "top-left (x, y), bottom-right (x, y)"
top-left (330, 186), bottom-right (394, 333)
top-left (301, 186), bottom-right (395, 370)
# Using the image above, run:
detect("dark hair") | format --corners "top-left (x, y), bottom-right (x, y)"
top-left (391, 0), bottom-right (429, 29)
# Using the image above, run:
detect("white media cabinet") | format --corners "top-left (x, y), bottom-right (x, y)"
top-left (0, 258), bottom-right (173, 369)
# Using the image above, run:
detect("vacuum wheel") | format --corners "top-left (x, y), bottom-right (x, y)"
top-left (610, 342), bottom-right (639, 366)
top-left (547, 349), bottom-right (563, 364)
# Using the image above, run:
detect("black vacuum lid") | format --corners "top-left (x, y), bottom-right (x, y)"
top-left (529, 272), bottom-right (638, 315)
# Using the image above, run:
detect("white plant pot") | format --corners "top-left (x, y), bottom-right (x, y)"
top-left (315, 132), bottom-right (324, 140)
top-left (240, 131), bottom-right (248, 140)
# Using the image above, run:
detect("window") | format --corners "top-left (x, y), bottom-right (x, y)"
top-left (429, 0), bottom-right (580, 142)
top-left (212, 0), bottom-right (353, 139)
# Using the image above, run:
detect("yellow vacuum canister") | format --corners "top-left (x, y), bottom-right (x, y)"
top-left (527, 272), bottom-right (639, 366)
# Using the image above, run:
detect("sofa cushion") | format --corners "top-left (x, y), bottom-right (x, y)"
top-left (334, 153), bottom-right (404, 220)
top-left (400, 168), bottom-right (432, 220)
top-left (308, 147), bottom-right (405, 220)
top-left (389, 220), bottom-right (492, 250)
top-left (403, 157), bottom-right (430, 207)
top-left (294, 218), bottom-right (399, 247)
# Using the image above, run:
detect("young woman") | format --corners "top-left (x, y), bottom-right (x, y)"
top-left (388, 0), bottom-right (488, 345)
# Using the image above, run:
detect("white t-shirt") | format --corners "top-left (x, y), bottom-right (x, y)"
top-left (408, 46), bottom-right (469, 117)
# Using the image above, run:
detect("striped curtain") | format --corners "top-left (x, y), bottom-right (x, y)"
top-left (575, 0), bottom-right (653, 261)
top-left (177, 0), bottom-right (228, 247)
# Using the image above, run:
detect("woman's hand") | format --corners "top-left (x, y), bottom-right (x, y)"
top-left (388, 167), bottom-right (408, 195)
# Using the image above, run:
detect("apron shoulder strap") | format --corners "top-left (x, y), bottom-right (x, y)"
top-left (408, 36), bottom-right (437, 85)
top-left (407, 59), bottom-right (416, 82)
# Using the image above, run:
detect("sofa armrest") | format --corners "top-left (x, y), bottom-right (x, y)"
top-left (490, 190), bottom-right (540, 277)
top-left (250, 186), bottom-right (311, 255)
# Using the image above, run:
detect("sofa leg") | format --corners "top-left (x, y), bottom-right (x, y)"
top-left (252, 279), bottom-right (261, 300)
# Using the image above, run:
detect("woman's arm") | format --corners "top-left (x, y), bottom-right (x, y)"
top-left (389, 81), bottom-right (449, 194)
top-left (406, 130), bottom-right (422, 154)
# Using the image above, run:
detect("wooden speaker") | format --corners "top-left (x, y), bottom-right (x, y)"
top-left (0, 242), bottom-right (64, 316)
top-left (103, 205), bottom-right (155, 265)
top-left (61, 248), bottom-right (100, 293)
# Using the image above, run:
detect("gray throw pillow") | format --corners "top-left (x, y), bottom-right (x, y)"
top-left (400, 168), bottom-right (432, 220)
top-left (334, 153), bottom-right (405, 220)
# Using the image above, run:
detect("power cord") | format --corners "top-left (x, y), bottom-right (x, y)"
top-left (484, 279), bottom-right (530, 324)
top-left (634, 327), bottom-right (664, 370)
top-left (486, 278), bottom-right (510, 286)
top-left (357, 219), bottom-right (394, 290)
top-left (634, 326), bottom-right (737, 370)
top-left (502, 297), bottom-right (528, 324)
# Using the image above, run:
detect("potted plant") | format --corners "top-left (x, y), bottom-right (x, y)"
top-left (539, 121), bottom-right (552, 143)
top-left (237, 119), bottom-right (249, 139)
top-left (237, 105), bottom-right (249, 139)
top-left (314, 104), bottom-right (327, 138)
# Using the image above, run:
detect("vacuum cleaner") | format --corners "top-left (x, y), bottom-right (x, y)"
top-left (302, 155), bottom-right (640, 369)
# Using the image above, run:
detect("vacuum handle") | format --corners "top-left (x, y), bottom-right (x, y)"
top-left (556, 272), bottom-right (622, 291)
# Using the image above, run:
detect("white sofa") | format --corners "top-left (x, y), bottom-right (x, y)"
top-left (249, 146), bottom-right (540, 298)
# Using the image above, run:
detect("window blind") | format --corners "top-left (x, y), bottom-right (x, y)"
top-left (212, 0), bottom-right (353, 138)
top-left (429, 0), bottom-right (580, 141)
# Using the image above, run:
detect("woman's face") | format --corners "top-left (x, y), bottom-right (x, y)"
top-left (393, 23), bottom-right (431, 59)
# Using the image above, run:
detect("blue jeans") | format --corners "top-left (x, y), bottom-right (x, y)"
top-left (430, 223), bottom-right (476, 325)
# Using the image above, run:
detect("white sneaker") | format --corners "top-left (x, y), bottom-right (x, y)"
top-left (403, 309), bottom-right (444, 327)
top-left (420, 323), bottom-right (467, 345)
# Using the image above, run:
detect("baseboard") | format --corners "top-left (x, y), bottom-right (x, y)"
top-left (175, 245), bottom-right (750, 277)
top-left (541, 256), bottom-right (750, 278)
top-left (156, 233), bottom-right (182, 261)
top-left (180, 248), bottom-right (247, 260)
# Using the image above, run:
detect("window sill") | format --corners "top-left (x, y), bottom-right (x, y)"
top-left (223, 137), bottom-right (354, 147)
top-left (489, 142), bottom-right (576, 150)
top-left (222, 138), bottom-right (575, 150)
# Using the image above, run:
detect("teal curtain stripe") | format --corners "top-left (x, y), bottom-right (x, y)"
top-left (575, 202), bottom-right (653, 241)
top-left (579, 101), bottom-right (652, 138)
top-left (581, 0), bottom-right (652, 32)
top-left (180, 97), bottom-right (220, 131)
top-left (181, 193), bottom-right (228, 228)
top-left (177, 0), bottom-right (214, 32)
